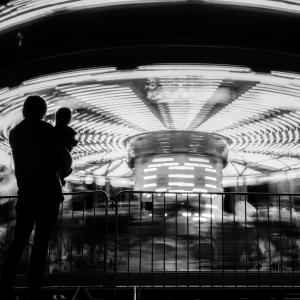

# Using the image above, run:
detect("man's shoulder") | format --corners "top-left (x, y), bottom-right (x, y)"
top-left (9, 120), bottom-right (54, 141)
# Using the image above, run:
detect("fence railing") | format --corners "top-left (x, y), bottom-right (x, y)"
top-left (1, 191), bottom-right (300, 298)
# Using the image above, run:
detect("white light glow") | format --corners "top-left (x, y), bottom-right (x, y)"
top-left (184, 163), bottom-right (213, 168)
top-left (144, 175), bottom-right (157, 180)
top-left (205, 168), bottom-right (216, 173)
top-left (205, 176), bottom-right (217, 181)
top-left (143, 183), bottom-right (157, 188)
top-left (205, 204), bottom-right (218, 209)
top-left (144, 168), bottom-right (157, 172)
top-left (189, 157), bottom-right (209, 163)
top-left (182, 212), bottom-right (192, 217)
top-left (205, 184), bottom-right (217, 188)
top-left (168, 174), bottom-right (194, 178)
top-left (193, 188), bottom-right (208, 192)
top-left (153, 158), bottom-right (174, 162)
top-left (168, 182), bottom-right (194, 186)
top-left (168, 190), bottom-right (191, 193)
top-left (202, 194), bottom-right (217, 198)
top-left (169, 166), bottom-right (194, 170)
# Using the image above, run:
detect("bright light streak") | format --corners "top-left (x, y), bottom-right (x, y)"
top-left (193, 188), bottom-right (208, 192)
top-left (205, 168), bottom-right (216, 173)
top-left (163, 162), bottom-right (179, 166)
top-left (168, 174), bottom-right (194, 178)
top-left (144, 168), bottom-right (157, 172)
top-left (205, 184), bottom-right (217, 188)
top-left (202, 194), bottom-right (217, 198)
top-left (189, 157), bottom-right (209, 163)
top-left (182, 212), bottom-right (192, 217)
top-left (148, 164), bottom-right (162, 168)
top-left (184, 163), bottom-right (212, 168)
top-left (205, 204), bottom-right (218, 209)
top-left (168, 182), bottom-right (194, 186)
top-left (205, 176), bottom-right (217, 181)
top-left (169, 166), bottom-right (194, 170)
top-left (143, 183), bottom-right (157, 188)
top-left (168, 190), bottom-right (191, 193)
top-left (144, 175), bottom-right (157, 180)
top-left (153, 158), bottom-right (174, 162)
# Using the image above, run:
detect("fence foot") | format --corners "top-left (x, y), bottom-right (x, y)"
top-left (71, 287), bottom-right (81, 300)
top-left (71, 287), bottom-right (93, 300)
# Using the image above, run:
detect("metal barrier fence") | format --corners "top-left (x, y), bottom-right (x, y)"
top-left (1, 190), bottom-right (300, 299)
top-left (0, 190), bottom-right (110, 299)
top-left (113, 191), bottom-right (300, 297)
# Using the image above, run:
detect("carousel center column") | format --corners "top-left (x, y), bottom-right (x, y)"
top-left (126, 131), bottom-right (229, 220)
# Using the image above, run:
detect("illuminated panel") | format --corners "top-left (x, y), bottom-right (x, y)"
top-left (60, 84), bottom-right (165, 132)
top-left (145, 76), bottom-right (221, 130)
top-left (198, 81), bottom-right (300, 134)
top-left (134, 153), bottom-right (223, 193)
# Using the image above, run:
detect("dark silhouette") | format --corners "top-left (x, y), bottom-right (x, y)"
top-left (54, 107), bottom-right (78, 186)
top-left (0, 96), bottom-right (72, 300)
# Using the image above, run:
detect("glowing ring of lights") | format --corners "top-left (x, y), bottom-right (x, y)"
top-left (1, 65), bottom-right (300, 182)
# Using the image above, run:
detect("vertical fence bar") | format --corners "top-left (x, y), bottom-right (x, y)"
top-left (267, 194), bottom-right (271, 288)
top-left (279, 194), bottom-right (283, 287)
top-left (289, 194), bottom-right (295, 288)
top-left (92, 193), bottom-right (96, 288)
top-left (176, 193), bottom-right (178, 288)
top-left (198, 194), bottom-right (201, 288)
top-left (233, 194), bottom-right (236, 288)
top-left (81, 193), bottom-right (85, 287)
top-left (114, 192), bottom-right (119, 296)
top-left (128, 192), bottom-right (131, 287)
top-left (222, 194), bottom-right (224, 288)
top-left (187, 193), bottom-right (189, 288)
top-left (103, 191), bottom-right (108, 294)
top-left (151, 192), bottom-right (154, 288)
top-left (139, 193), bottom-right (142, 288)
top-left (163, 193), bottom-right (166, 289)
top-left (256, 194), bottom-right (260, 287)
top-left (210, 194), bottom-right (213, 288)
top-left (244, 193), bottom-right (248, 288)
top-left (59, 200), bottom-right (63, 288)
top-left (70, 194), bottom-right (74, 288)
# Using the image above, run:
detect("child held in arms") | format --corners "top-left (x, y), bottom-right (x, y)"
top-left (54, 107), bottom-right (78, 186)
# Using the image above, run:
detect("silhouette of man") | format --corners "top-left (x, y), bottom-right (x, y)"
top-left (0, 96), bottom-right (72, 300)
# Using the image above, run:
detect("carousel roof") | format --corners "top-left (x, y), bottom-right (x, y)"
top-left (1, 64), bottom-right (300, 182)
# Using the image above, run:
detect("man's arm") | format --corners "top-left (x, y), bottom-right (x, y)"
top-left (49, 142), bottom-right (72, 174)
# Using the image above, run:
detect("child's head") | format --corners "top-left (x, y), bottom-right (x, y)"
top-left (56, 107), bottom-right (72, 126)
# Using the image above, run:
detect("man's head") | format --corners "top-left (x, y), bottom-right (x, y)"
top-left (22, 95), bottom-right (47, 120)
top-left (56, 107), bottom-right (72, 126)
